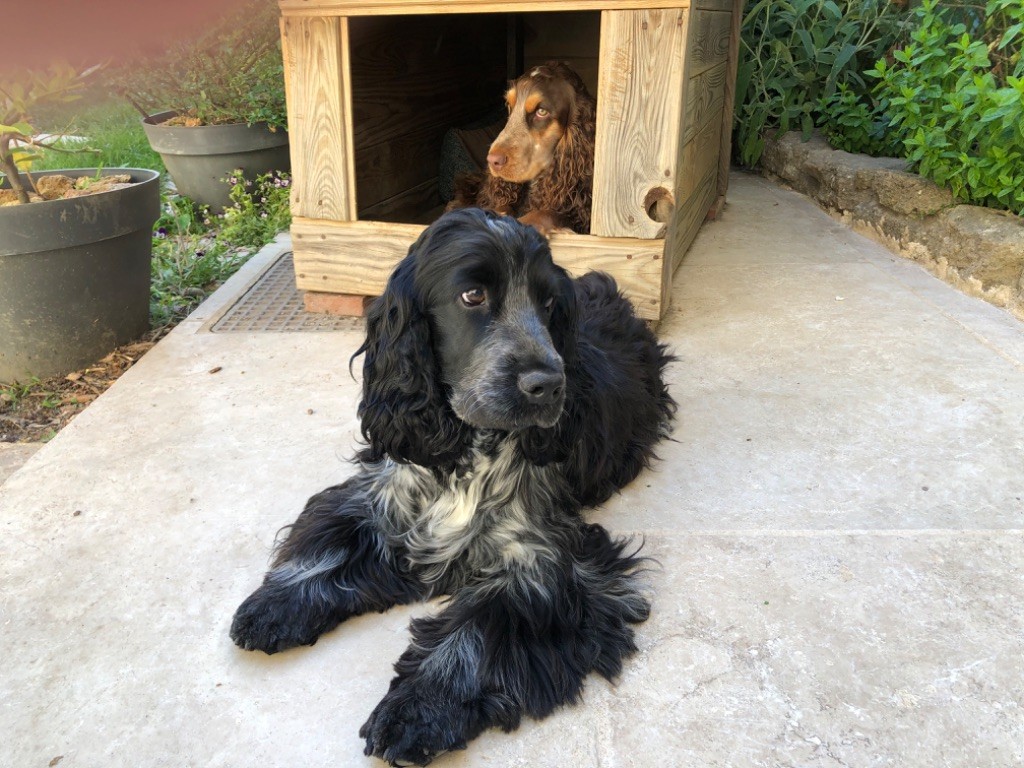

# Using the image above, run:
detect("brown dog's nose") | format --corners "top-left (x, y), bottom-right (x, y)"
top-left (487, 152), bottom-right (507, 171)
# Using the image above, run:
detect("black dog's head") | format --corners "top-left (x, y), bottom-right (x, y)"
top-left (355, 208), bottom-right (578, 467)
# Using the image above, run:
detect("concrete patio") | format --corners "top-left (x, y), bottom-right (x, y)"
top-left (2, 172), bottom-right (1022, 767)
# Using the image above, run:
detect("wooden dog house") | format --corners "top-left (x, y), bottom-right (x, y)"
top-left (278, 0), bottom-right (742, 321)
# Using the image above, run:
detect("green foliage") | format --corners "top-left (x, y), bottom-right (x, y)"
top-left (217, 170), bottom-right (293, 250)
top-left (818, 83), bottom-right (903, 155)
top-left (0, 378), bottom-right (42, 409)
top-left (859, 0), bottom-right (1024, 214)
top-left (734, 0), bottom-right (907, 167)
top-left (118, 0), bottom-right (286, 130)
top-left (29, 101), bottom-right (164, 173)
top-left (150, 171), bottom-right (292, 328)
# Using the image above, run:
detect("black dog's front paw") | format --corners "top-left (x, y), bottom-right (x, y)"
top-left (360, 682), bottom-right (483, 767)
top-left (230, 584), bottom-right (341, 654)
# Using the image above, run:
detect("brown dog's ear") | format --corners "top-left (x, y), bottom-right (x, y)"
top-left (353, 240), bottom-right (470, 468)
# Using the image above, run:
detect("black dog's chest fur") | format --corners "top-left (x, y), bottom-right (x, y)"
top-left (372, 433), bottom-right (570, 587)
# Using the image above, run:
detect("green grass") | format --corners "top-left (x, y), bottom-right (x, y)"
top-left (30, 99), bottom-right (164, 173)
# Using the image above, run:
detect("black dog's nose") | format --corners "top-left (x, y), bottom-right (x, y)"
top-left (518, 369), bottom-right (564, 405)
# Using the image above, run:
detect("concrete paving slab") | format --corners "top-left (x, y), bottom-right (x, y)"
top-left (0, 442), bottom-right (41, 486)
top-left (2, 173), bottom-right (1023, 768)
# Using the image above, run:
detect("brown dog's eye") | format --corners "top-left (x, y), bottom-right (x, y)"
top-left (535, 107), bottom-right (550, 118)
top-left (461, 288), bottom-right (487, 307)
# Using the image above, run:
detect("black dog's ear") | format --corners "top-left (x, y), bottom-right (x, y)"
top-left (353, 248), bottom-right (470, 468)
top-left (517, 268), bottom-right (579, 466)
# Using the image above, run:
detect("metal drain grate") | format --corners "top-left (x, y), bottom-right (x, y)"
top-left (211, 253), bottom-right (365, 333)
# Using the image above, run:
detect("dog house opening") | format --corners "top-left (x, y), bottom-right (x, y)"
top-left (348, 11), bottom-right (601, 226)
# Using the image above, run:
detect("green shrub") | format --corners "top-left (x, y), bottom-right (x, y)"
top-left (862, 0), bottom-right (1024, 214)
top-left (149, 172), bottom-right (292, 328)
top-left (217, 170), bottom-right (292, 250)
top-left (118, 0), bottom-right (286, 130)
top-left (734, 0), bottom-right (907, 166)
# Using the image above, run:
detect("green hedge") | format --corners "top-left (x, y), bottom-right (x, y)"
top-left (826, 0), bottom-right (1024, 215)
top-left (735, 0), bottom-right (1024, 215)
top-left (733, 0), bottom-right (906, 167)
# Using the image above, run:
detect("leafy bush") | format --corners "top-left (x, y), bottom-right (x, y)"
top-left (734, 0), bottom-right (907, 166)
top-left (218, 170), bottom-right (292, 250)
top-left (118, 0), bottom-right (286, 130)
top-left (150, 172), bottom-right (292, 327)
top-left (829, 0), bottom-right (1024, 214)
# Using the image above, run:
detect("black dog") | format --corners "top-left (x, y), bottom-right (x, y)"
top-left (231, 208), bottom-right (675, 765)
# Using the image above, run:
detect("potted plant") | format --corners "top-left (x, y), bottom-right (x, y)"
top-left (0, 64), bottom-right (160, 384)
top-left (121, 0), bottom-right (289, 212)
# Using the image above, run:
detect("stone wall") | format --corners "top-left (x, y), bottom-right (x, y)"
top-left (761, 132), bottom-right (1024, 320)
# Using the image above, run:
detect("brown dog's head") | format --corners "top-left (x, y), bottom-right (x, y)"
top-left (486, 62), bottom-right (594, 184)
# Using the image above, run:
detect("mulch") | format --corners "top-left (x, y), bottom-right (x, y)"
top-left (0, 329), bottom-right (170, 443)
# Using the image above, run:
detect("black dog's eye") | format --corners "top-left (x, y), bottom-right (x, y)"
top-left (461, 287), bottom-right (487, 307)
top-left (542, 296), bottom-right (555, 314)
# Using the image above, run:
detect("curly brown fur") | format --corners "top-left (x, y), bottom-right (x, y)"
top-left (449, 61), bottom-right (596, 235)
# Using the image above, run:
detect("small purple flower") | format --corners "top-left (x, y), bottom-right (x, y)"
top-left (155, 227), bottom-right (167, 238)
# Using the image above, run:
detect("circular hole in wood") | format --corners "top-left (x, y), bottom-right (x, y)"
top-left (644, 187), bottom-right (675, 223)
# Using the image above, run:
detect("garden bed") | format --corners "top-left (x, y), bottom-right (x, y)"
top-left (761, 131), bottom-right (1024, 321)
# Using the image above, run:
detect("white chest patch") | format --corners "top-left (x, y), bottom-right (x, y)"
top-left (376, 439), bottom-right (527, 570)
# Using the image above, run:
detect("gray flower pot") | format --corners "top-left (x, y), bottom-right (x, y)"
top-left (0, 168), bottom-right (161, 384)
top-left (142, 111), bottom-right (289, 212)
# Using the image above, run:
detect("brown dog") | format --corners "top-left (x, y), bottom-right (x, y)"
top-left (450, 61), bottom-right (596, 235)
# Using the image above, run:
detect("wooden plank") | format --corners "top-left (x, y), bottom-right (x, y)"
top-left (591, 8), bottom-right (688, 240)
top-left (358, 178), bottom-right (440, 222)
top-left (348, 15), bottom-right (506, 148)
top-left (693, 0), bottom-right (732, 10)
top-left (281, 0), bottom-right (693, 16)
top-left (667, 161), bottom-right (717, 272)
top-left (291, 217), bottom-right (666, 319)
top-left (685, 8), bottom-right (731, 79)
top-left (717, 0), bottom-right (743, 198)
top-left (521, 11), bottom-right (601, 92)
top-left (280, 16), bottom-right (356, 220)
top-left (677, 109), bottom-right (721, 209)
top-left (355, 125), bottom-right (448, 211)
top-left (682, 60), bottom-right (726, 146)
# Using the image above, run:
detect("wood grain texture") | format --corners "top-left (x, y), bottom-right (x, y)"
top-left (677, 109), bottom-right (721, 209)
top-left (281, 16), bottom-right (356, 220)
top-left (280, 0), bottom-right (693, 16)
top-left (692, 0), bottom-right (732, 10)
top-left (291, 217), bottom-right (667, 319)
top-left (682, 60), bottom-right (727, 146)
top-left (347, 15), bottom-right (505, 209)
top-left (685, 8), bottom-right (731, 78)
top-left (522, 11), bottom-right (600, 94)
top-left (717, 0), bottom-right (743, 198)
top-left (592, 8), bottom-right (688, 240)
top-left (667, 160), bottom-right (717, 272)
